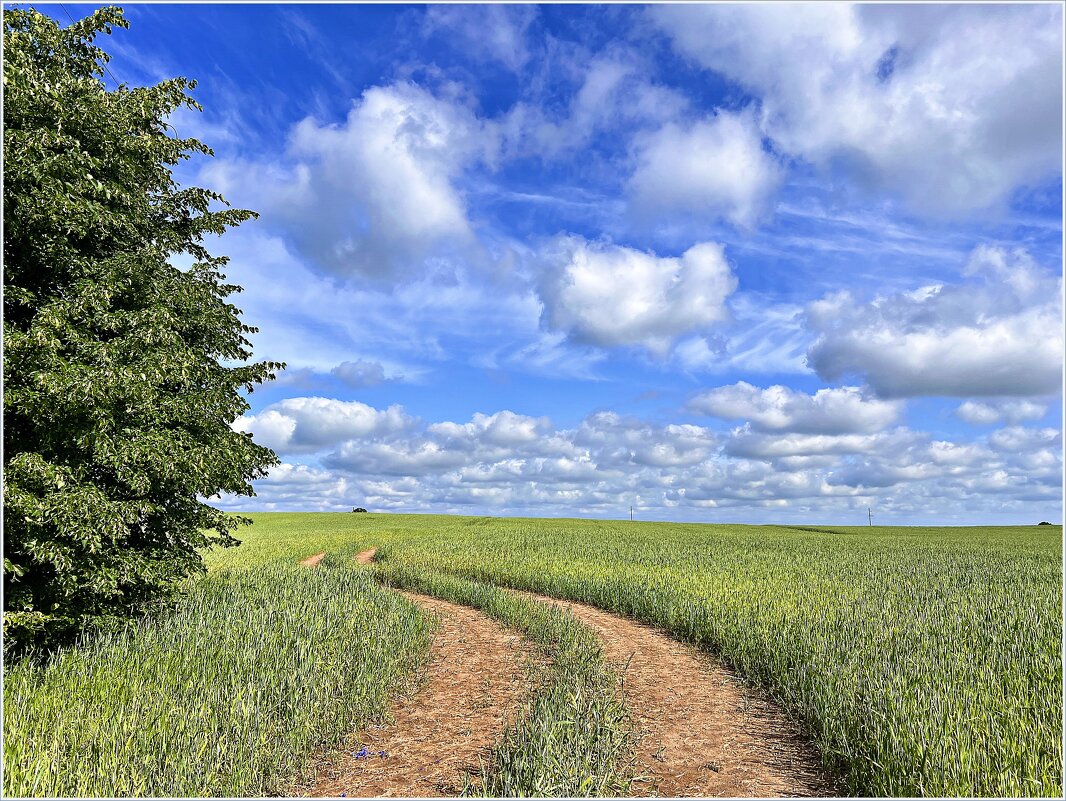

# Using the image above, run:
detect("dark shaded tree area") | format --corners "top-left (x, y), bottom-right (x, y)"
top-left (3, 6), bottom-right (282, 656)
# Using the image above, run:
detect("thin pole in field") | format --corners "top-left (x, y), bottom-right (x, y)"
top-left (868, 507), bottom-right (873, 526)
top-left (630, 505), bottom-right (634, 521)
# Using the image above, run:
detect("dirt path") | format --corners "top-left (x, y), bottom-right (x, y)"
top-left (300, 549), bottom-right (535, 797)
top-left (299, 551), bottom-right (326, 567)
top-left (529, 593), bottom-right (832, 798)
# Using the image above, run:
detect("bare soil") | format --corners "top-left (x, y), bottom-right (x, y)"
top-left (299, 552), bottom-right (327, 567)
top-left (529, 593), bottom-right (833, 798)
top-left (297, 549), bottom-right (534, 797)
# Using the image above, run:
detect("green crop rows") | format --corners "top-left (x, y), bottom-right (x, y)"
top-left (4, 512), bottom-right (1062, 797)
top-left (3, 562), bottom-right (431, 797)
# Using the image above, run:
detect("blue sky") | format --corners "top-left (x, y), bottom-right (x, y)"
top-left (44, 2), bottom-right (1064, 524)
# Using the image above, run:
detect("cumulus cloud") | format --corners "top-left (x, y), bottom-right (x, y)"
top-left (220, 462), bottom-right (354, 512)
top-left (651, 3), bottom-right (1063, 214)
top-left (327, 439), bottom-right (470, 476)
top-left (689, 382), bottom-right (902, 434)
top-left (572, 412), bottom-right (718, 469)
top-left (201, 82), bottom-right (491, 279)
top-left (222, 401), bottom-right (1060, 523)
top-left (955, 400), bottom-right (1048, 426)
top-left (537, 236), bottom-right (737, 353)
top-left (322, 409), bottom-right (719, 482)
top-left (429, 410), bottom-right (553, 448)
top-left (726, 427), bottom-right (904, 460)
top-left (988, 426), bottom-right (1062, 454)
top-left (823, 429), bottom-right (1061, 498)
top-left (628, 110), bottom-right (783, 228)
top-left (805, 247), bottom-right (1064, 398)
top-left (233, 397), bottom-right (413, 453)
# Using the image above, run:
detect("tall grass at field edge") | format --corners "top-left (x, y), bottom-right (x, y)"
top-left (2, 562), bottom-right (433, 798)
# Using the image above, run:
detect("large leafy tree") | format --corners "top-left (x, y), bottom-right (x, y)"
top-left (3, 7), bottom-right (281, 655)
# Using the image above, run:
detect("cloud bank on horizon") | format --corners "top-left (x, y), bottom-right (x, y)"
top-left (90, 2), bottom-right (1063, 524)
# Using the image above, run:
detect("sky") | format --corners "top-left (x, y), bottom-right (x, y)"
top-left (41, 2), bottom-right (1065, 524)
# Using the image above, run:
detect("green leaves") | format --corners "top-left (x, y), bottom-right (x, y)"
top-left (3, 6), bottom-right (282, 656)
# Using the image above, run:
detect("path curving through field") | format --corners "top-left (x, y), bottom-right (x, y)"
top-left (298, 549), bottom-right (535, 798)
top-left (298, 551), bottom-right (326, 567)
top-left (529, 593), bottom-right (833, 797)
top-left (298, 548), bottom-right (830, 797)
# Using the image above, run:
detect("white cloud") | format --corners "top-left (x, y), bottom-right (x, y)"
top-left (572, 412), bottom-right (718, 469)
top-left (424, 5), bottom-right (537, 72)
top-left (537, 236), bottom-right (737, 353)
top-left (327, 439), bottom-right (470, 476)
top-left (331, 359), bottom-right (392, 388)
top-left (222, 402), bottom-right (1060, 523)
top-left (689, 382), bottom-right (902, 434)
top-left (725, 426), bottom-right (904, 460)
top-left (201, 83), bottom-right (491, 280)
top-left (233, 410), bottom-right (297, 454)
top-left (805, 247), bottom-right (1064, 398)
top-left (628, 110), bottom-right (783, 229)
top-left (234, 397), bottom-right (413, 453)
top-left (322, 409), bottom-right (720, 481)
top-left (652, 3), bottom-right (1063, 214)
top-left (955, 400), bottom-right (1048, 426)
top-left (494, 51), bottom-right (689, 160)
top-left (429, 410), bottom-right (553, 448)
top-left (223, 462), bottom-right (353, 512)
top-left (988, 426), bottom-right (1062, 454)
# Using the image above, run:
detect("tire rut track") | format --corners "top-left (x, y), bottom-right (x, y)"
top-left (297, 549), bottom-right (535, 798)
top-left (297, 548), bottom-right (832, 797)
top-left (527, 593), bottom-right (833, 797)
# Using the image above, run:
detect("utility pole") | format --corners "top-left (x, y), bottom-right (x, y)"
top-left (868, 507), bottom-right (873, 526)
top-left (630, 505), bottom-right (634, 522)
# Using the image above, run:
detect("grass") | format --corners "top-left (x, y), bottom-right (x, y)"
top-left (4, 511), bottom-right (1061, 797)
top-left (4, 521), bottom-right (631, 798)
top-left (387, 517), bottom-right (1063, 797)
top-left (212, 512), bottom-right (1062, 797)
top-left (2, 560), bottom-right (432, 797)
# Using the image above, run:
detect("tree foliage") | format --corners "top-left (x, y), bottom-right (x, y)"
top-left (3, 6), bottom-right (282, 656)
